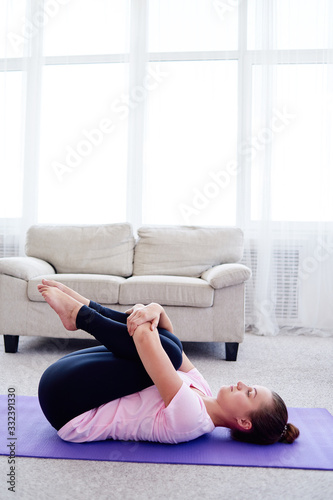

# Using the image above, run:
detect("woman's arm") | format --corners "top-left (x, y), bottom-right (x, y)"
top-left (132, 322), bottom-right (183, 407)
top-left (157, 306), bottom-right (174, 333)
top-left (127, 303), bottom-right (197, 373)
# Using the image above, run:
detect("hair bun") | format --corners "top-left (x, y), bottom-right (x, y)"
top-left (280, 423), bottom-right (300, 444)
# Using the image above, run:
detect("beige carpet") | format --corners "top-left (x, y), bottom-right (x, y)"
top-left (0, 331), bottom-right (332, 500)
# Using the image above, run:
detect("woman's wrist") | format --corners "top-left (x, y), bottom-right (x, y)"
top-left (152, 304), bottom-right (173, 333)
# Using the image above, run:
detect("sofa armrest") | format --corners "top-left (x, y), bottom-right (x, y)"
top-left (201, 263), bottom-right (252, 290)
top-left (0, 257), bottom-right (55, 281)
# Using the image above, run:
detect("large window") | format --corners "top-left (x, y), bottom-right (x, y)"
top-left (0, 0), bottom-right (332, 229)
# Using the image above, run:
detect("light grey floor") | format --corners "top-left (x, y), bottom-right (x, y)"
top-left (0, 332), bottom-right (332, 500)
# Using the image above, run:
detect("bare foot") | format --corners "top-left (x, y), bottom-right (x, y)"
top-left (39, 279), bottom-right (90, 306)
top-left (38, 285), bottom-right (82, 331)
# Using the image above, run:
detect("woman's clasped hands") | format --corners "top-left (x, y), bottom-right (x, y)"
top-left (125, 303), bottom-right (162, 336)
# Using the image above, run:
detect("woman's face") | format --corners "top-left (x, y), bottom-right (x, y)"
top-left (217, 381), bottom-right (273, 428)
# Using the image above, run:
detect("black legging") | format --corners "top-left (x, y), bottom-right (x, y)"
top-left (38, 302), bottom-right (183, 431)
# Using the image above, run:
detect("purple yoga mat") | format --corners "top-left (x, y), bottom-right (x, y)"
top-left (1, 396), bottom-right (332, 469)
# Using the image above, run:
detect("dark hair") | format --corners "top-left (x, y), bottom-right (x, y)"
top-left (231, 391), bottom-right (300, 445)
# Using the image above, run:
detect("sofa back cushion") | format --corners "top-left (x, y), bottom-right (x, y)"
top-left (133, 225), bottom-right (244, 277)
top-left (26, 223), bottom-right (135, 276)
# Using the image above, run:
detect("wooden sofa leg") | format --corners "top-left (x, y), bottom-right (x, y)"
top-left (4, 335), bottom-right (19, 353)
top-left (225, 342), bottom-right (239, 361)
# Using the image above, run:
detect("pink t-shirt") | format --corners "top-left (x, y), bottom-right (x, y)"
top-left (57, 368), bottom-right (215, 444)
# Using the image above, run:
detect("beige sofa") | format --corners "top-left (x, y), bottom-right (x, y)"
top-left (0, 223), bottom-right (251, 360)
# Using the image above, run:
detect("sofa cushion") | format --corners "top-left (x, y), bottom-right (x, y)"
top-left (133, 225), bottom-right (244, 277)
top-left (28, 274), bottom-right (126, 304)
top-left (26, 223), bottom-right (135, 276)
top-left (119, 276), bottom-right (214, 307)
top-left (201, 263), bottom-right (252, 289)
top-left (0, 257), bottom-right (55, 281)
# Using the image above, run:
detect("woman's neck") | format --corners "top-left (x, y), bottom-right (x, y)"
top-left (204, 397), bottom-right (230, 427)
top-left (190, 387), bottom-right (230, 428)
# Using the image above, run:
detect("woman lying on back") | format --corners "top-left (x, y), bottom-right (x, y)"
top-left (37, 280), bottom-right (300, 446)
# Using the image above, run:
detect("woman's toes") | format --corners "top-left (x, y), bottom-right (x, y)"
top-left (43, 279), bottom-right (58, 287)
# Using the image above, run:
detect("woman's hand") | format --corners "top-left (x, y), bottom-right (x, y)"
top-left (124, 303), bottom-right (145, 316)
top-left (126, 303), bottom-right (162, 336)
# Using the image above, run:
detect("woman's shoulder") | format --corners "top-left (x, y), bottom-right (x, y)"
top-left (160, 380), bottom-right (215, 443)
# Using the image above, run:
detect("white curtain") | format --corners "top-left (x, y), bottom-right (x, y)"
top-left (242, 0), bottom-right (333, 336)
top-left (0, 0), bottom-right (332, 336)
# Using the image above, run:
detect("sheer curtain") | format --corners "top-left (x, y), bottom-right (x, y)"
top-left (242, 0), bottom-right (333, 336)
top-left (0, 1), bottom-right (332, 336)
top-left (142, 0), bottom-right (333, 336)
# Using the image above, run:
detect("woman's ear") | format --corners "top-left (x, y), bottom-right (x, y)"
top-left (236, 418), bottom-right (252, 431)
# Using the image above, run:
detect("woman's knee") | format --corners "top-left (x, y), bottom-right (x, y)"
top-left (157, 327), bottom-right (183, 351)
